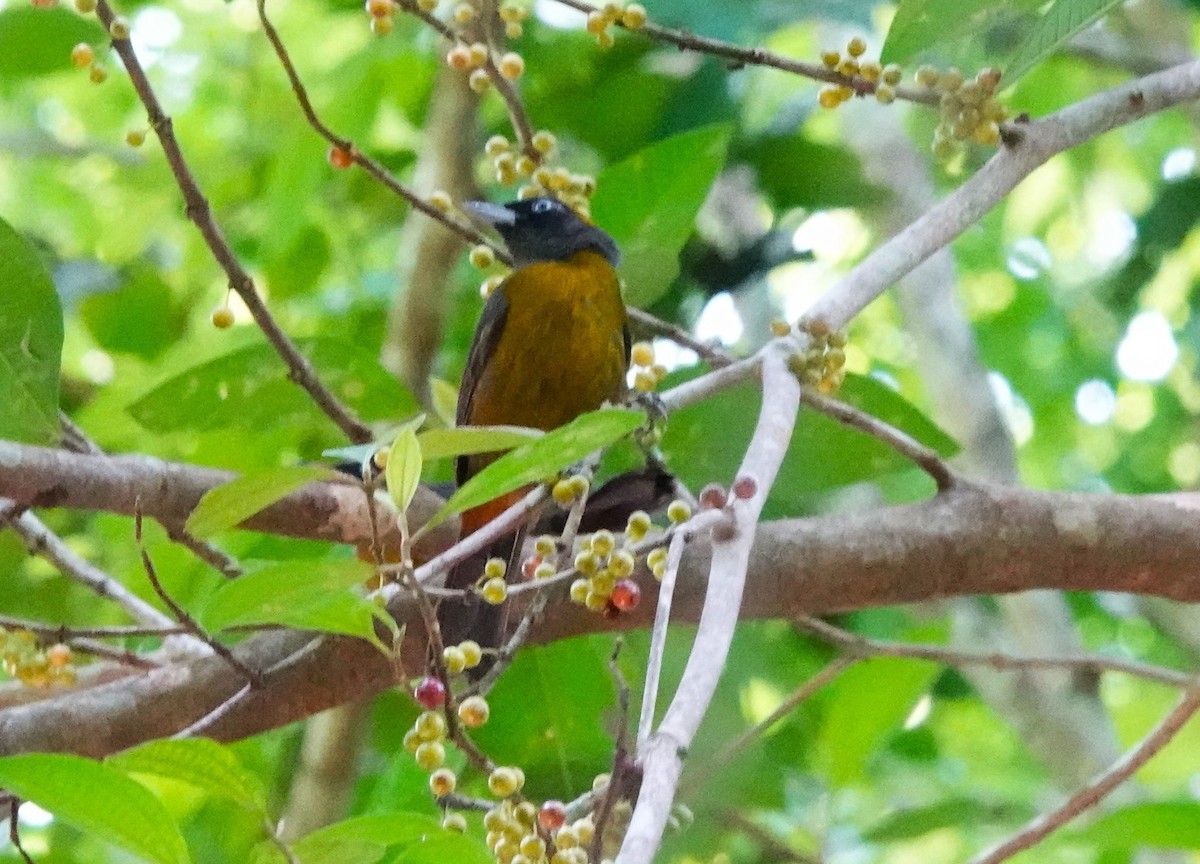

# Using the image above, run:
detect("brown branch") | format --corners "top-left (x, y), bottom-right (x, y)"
top-left (625, 307), bottom-right (735, 368)
top-left (91, 0), bottom-right (372, 444)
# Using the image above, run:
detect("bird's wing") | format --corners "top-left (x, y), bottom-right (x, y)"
top-left (455, 286), bottom-right (510, 487)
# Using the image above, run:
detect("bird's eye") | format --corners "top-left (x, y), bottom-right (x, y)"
top-left (532, 198), bottom-right (556, 214)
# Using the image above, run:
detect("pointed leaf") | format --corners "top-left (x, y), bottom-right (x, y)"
top-left (186, 466), bottom-right (329, 539)
top-left (386, 427), bottom-right (423, 512)
top-left (591, 124), bottom-right (732, 307)
top-left (0, 753), bottom-right (190, 864)
top-left (416, 426), bottom-right (543, 461)
top-left (0, 217), bottom-right (62, 444)
top-left (295, 814), bottom-right (490, 864)
top-left (201, 559), bottom-right (391, 649)
top-left (0, 7), bottom-right (105, 79)
top-left (1004, 0), bottom-right (1125, 83)
top-left (427, 408), bottom-right (645, 530)
top-left (108, 738), bottom-right (267, 814)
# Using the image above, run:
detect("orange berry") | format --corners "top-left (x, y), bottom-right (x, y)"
top-left (210, 306), bottom-right (234, 329)
top-left (328, 146), bottom-right (354, 169)
top-left (70, 42), bottom-right (94, 68)
top-left (498, 52), bottom-right (524, 80)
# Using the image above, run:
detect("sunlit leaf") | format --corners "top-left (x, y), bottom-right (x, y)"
top-left (293, 814), bottom-right (491, 864)
top-left (386, 427), bottom-right (423, 512)
top-left (0, 217), bottom-right (62, 444)
top-left (1076, 802), bottom-right (1200, 849)
top-left (200, 559), bottom-right (392, 650)
top-left (185, 466), bottom-right (330, 539)
top-left (0, 753), bottom-right (190, 864)
top-left (416, 425), bottom-right (543, 461)
top-left (427, 408), bottom-right (645, 529)
top-left (591, 124), bottom-right (732, 308)
top-left (108, 738), bottom-right (267, 814)
top-left (1004, 0), bottom-right (1125, 83)
top-left (0, 7), bottom-right (104, 78)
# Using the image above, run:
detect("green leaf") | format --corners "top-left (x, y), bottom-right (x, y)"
top-left (128, 338), bottom-right (418, 433)
top-left (817, 658), bottom-right (940, 785)
top-left (882, 0), bottom-right (1008, 64)
top-left (80, 265), bottom-right (179, 361)
top-left (427, 408), bottom-right (645, 530)
top-left (739, 135), bottom-right (887, 210)
top-left (416, 425), bottom-right (543, 461)
top-left (294, 814), bottom-right (491, 864)
top-left (429, 378), bottom-right (458, 428)
top-left (107, 738), bottom-right (267, 814)
top-left (0, 217), bottom-right (62, 444)
top-left (0, 7), bottom-right (105, 79)
top-left (0, 753), bottom-right (190, 864)
top-left (591, 124), bottom-right (732, 307)
top-left (1076, 802), bottom-right (1200, 849)
top-left (200, 559), bottom-right (391, 649)
top-left (186, 466), bottom-right (330, 540)
top-left (386, 427), bottom-right (423, 512)
top-left (660, 367), bottom-right (958, 517)
top-left (1004, 0), bottom-right (1125, 83)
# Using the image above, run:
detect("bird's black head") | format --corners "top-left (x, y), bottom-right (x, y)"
top-left (463, 197), bottom-right (620, 269)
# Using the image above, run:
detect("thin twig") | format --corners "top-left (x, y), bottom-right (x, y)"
top-left (7, 798), bottom-right (35, 864)
top-left (0, 614), bottom-right (185, 641)
top-left (1, 499), bottom-right (179, 630)
top-left (255, 0), bottom-right (499, 254)
top-left (592, 640), bottom-right (634, 863)
top-left (795, 615), bottom-right (1194, 689)
top-left (638, 526), bottom-right (686, 745)
top-left (966, 684), bottom-right (1200, 864)
top-left (135, 508), bottom-right (261, 685)
top-left (549, 0), bottom-right (938, 105)
top-left (625, 307), bottom-right (735, 368)
top-left (92, 0), bottom-right (372, 443)
top-left (800, 389), bottom-right (957, 491)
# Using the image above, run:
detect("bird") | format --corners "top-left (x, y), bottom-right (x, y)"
top-left (439, 196), bottom-right (630, 662)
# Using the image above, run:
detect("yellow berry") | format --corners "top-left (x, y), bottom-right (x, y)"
top-left (940, 67), bottom-right (964, 91)
top-left (211, 306), bottom-right (234, 329)
top-left (667, 499), bottom-right (691, 524)
top-left (74, 0), bottom-right (96, 11)
top-left (552, 478), bottom-right (576, 505)
top-left (874, 84), bottom-right (896, 104)
top-left (415, 709), bottom-right (446, 740)
top-left (974, 121), bottom-right (1001, 146)
top-left (403, 728), bottom-right (421, 753)
top-left (570, 578), bottom-right (590, 603)
top-left (621, 3), bottom-right (646, 28)
top-left (531, 130), bottom-right (556, 154)
top-left (882, 63), bottom-right (903, 86)
top-left (453, 2), bottom-right (475, 21)
top-left (590, 530), bottom-right (615, 556)
top-left (108, 15), bottom-right (129, 38)
top-left (585, 10), bottom-right (606, 34)
top-left (459, 640), bottom-right (482, 668)
top-left (630, 340), bottom-right (654, 366)
top-left (534, 561), bottom-right (555, 579)
top-left (417, 0), bottom-right (437, 9)
top-left (458, 694), bottom-right (490, 727)
top-left (601, 0), bottom-right (621, 20)
top-left (469, 244), bottom-right (495, 269)
top-left (429, 768), bottom-right (457, 796)
top-left (481, 577), bottom-right (508, 604)
top-left (633, 371), bottom-right (656, 392)
top-left (88, 64), bottom-right (107, 84)
top-left (916, 65), bottom-right (939, 87)
top-left (555, 827), bottom-right (579, 849)
top-left (443, 646), bottom-right (467, 675)
top-left (627, 510), bottom-right (652, 536)
top-left (609, 549), bottom-right (635, 578)
top-left (484, 558), bottom-right (507, 580)
top-left (646, 547), bottom-right (667, 568)
top-left (574, 551), bottom-right (598, 574)
top-left (125, 129), bottom-right (147, 147)
top-left (70, 42), bottom-right (94, 68)
top-left (859, 61), bottom-right (881, 82)
top-left (820, 50), bottom-right (839, 68)
top-left (485, 134), bottom-right (511, 157)
top-left (415, 741), bottom-right (446, 771)
top-left (499, 3), bottom-right (523, 21)
top-left (505, 21), bottom-right (522, 38)
top-left (836, 58), bottom-right (859, 78)
top-left (584, 591), bottom-right (608, 611)
top-left (443, 812), bottom-right (468, 832)
top-left (428, 190), bottom-right (453, 210)
top-left (818, 85), bottom-right (841, 109)
top-left (469, 68), bottom-right (491, 93)
top-left (516, 184), bottom-right (540, 200)
top-left (520, 835), bottom-right (546, 858)
top-left (574, 817), bottom-right (594, 845)
top-left (468, 42), bottom-right (489, 67)
top-left (846, 36), bottom-right (867, 57)
top-left (498, 52), bottom-right (524, 80)
top-left (489, 766), bottom-right (520, 797)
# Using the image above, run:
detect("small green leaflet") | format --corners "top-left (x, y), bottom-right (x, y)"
top-left (425, 408), bottom-right (645, 530)
top-left (0, 753), bottom-right (190, 864)
top-left (185, 466), bottom-right (330, 539)
top-left (1004, 0), bottom-right (1126, 83)
top-left (293, 814), bottom-right (491, 864)
top-left (107, 738), bottom-right (267, 814)
top-left (200, 559), bottom-right (394, 651)
top-left (417, 425), bottom-right (543, 460)
top-left (0, 216), bottom-right (63, 445)
top-left (386, 427), bottom-right (423, 512)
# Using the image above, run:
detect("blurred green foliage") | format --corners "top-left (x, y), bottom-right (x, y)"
top-left (2, 0), bottom-right (1200, 860)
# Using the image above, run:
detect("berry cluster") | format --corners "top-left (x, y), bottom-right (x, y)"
top-left (568, 526), bottom-right (643, 615)
top-left (585, 1), bottom-right (646, 48)
top-left (1, 630), bottom-right (75, 688)
top-left (916, 65), bottom-right (1007, 158)
top-left (446, 41), bottom-right (525, 94)
top-left (551, 473), bottom-right (591, 508)
top-left (629, 341), bottom-right (667, 394)
top-left (817, 36), bottom-right (903, 108)
top-left (785, 324), bottom-right (848, 393)
top-left (484, 797), bottom-right (595, 864)
top-left (69, 41), bottom-right (107, 84)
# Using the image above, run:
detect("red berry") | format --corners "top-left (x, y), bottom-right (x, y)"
top-left (414, 676), bottom-right (446, 709)
top-left (539, 800), bottom-right (567, 832)
top-left (732, 475), bottom-right (757, 500)
top-left (698, 483), bottom-right (727, 510)
top-left (328, 146), bottom-right (354, 169)
top-left (611, 579), bottom-right (641, 612)
top-left (522, 554), bottom-right (542, 580)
